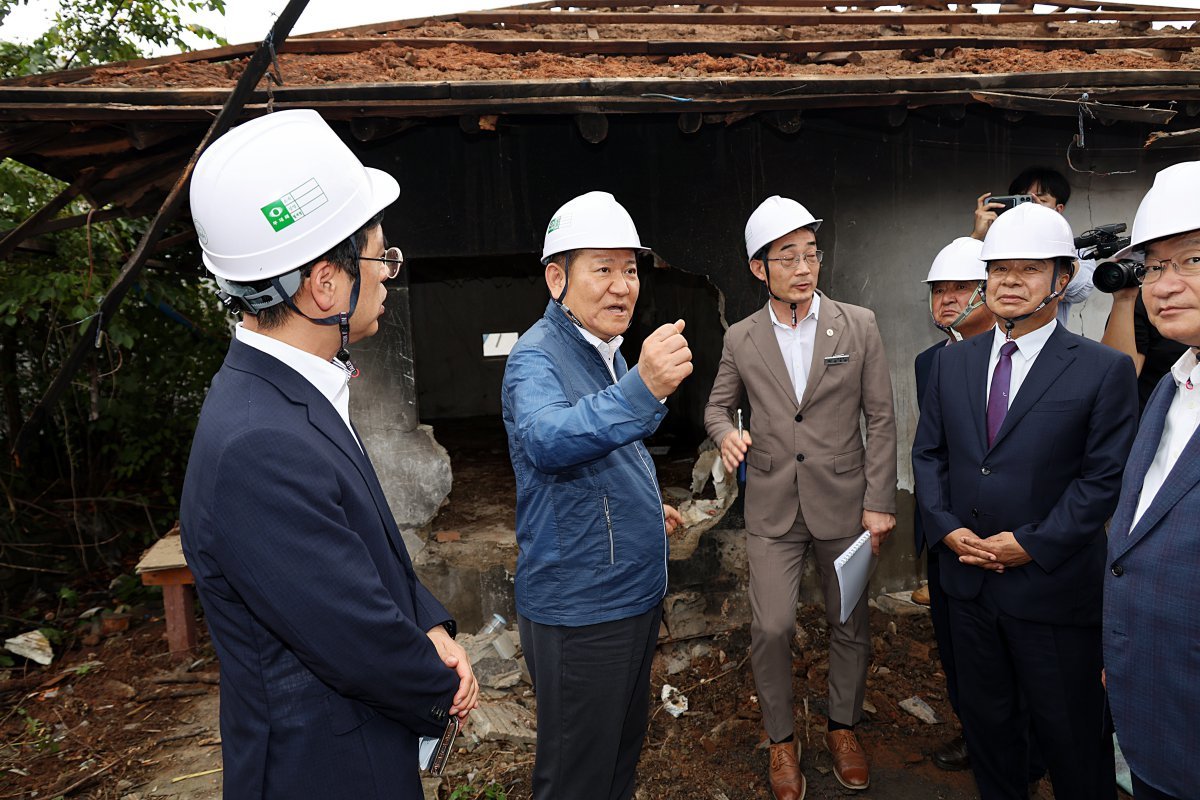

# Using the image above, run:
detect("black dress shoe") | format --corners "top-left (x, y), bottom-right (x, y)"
top-left (932, 734), bottom-right (970, 771)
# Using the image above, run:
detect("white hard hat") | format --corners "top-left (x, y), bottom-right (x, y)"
top-left (980, 202), bottom-right (1076, 262)
top-left (1114, 160), bottom-right (1200, 260)
top-left (190, 109), bottom-right (400, 282)
top-left (541, 191), bottom-right (649, 263)
top-left (744, 196), bottom-right (822, 261)
top-left (925, 237), bottom-right (986, 283)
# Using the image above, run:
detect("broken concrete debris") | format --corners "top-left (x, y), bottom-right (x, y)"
top-left (469, 702), bottom-right (538, 745)
top-left (899, 695), bottom-right (942, 724)
top-left (660, 684), bottom-right (689, 718)
top-left (873, 590), bottom-right (931, 617)
top-left (663, 591), bottom-right (707, 639)
top-left (4, 630), bottom-right (54, 665)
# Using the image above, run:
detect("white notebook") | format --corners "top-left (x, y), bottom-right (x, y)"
top-left (833, 531), bottom-right (873, 624)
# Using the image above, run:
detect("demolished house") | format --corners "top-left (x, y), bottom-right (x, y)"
top-left (2, 1), bottom-right (1199, 629)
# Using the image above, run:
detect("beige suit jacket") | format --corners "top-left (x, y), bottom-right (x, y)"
top-left (704, 293), bottom-right (897, 540)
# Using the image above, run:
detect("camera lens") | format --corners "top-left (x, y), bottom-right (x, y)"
top-left (1094, 260), bottom-right (1141, 294)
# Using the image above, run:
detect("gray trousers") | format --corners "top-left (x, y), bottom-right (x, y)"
top-left (517, 605), bottom-right (661, 800)
top-left (746, 512), bottom-right (871, 741)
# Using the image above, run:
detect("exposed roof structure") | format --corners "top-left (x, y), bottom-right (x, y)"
top-left (1, 1), bottom-right (1198, 215)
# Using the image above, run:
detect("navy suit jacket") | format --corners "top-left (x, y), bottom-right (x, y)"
top-left (912, 340), bottom-right (945, 554)
top-left (911, 324), bottom-right (1137, 627)
top-left (1104, 371), bottom-right (1200, 797)
top-left (180, 339), bottom-right (459, 800)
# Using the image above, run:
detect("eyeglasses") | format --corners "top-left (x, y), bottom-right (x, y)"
top-left (361, 246), bottom-right (405, 279)
top-left (1136, 252), bottom-right (1200, 285)
top-left (765, 250), bottom-right (824, 269)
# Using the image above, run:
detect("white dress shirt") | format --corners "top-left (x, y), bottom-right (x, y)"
top-left (235, 324), bottom-right (361, 450)
top-left (1131, 348), bottom-right (1200, 529)
top-left (576, 325), bottom-right (624, 384)
top-left (768, 293), bottom-right (821, 404)
top-left (985, 319), bottom-right (1057, 409)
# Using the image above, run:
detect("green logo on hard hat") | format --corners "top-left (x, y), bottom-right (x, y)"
top-left (547, 216), bottom-right (561, 235)
top-left (260, 178), bottom-right (329, 233)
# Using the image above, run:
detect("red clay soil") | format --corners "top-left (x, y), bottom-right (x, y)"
top-left (68, 11), bottom-right (1200, 89)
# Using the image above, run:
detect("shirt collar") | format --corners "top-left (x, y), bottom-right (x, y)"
top-left (235, 323), bottom-right (350, 407)
top-left (990, 318), bottom-right (1056, 359)
top-left (767, 292), bottom-right (821, 331)
top-left (1169, 347), bottom-right (1200, 389)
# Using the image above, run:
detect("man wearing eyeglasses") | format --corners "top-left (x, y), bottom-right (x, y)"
top-left (704, 196), bottom-right (897, 798)
top-left (181, 111), bottom-right (476, 800)
top-left (1104, 161), bottom-right (1200, 800)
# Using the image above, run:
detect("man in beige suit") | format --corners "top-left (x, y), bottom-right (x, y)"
top-left (704, 196), bottom-right (897, 799)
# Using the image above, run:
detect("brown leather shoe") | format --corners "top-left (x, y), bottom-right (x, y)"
top-left (768, 740), bottom-right (806, 800)
top-left (825, 729), bottom-right (870, 790)
top-left (911, 583), bottom-right (931, 605)
top-left (931, 733), bottom-right (970, 771)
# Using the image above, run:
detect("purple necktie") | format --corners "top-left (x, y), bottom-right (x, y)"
top-left (986, 341), bottom-right (1018, 447)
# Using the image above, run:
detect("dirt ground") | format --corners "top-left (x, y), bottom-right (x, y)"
top-left (3, 598), bottom-right (1005, 800)
top-left (0, 422), bottom-right (1097, 800)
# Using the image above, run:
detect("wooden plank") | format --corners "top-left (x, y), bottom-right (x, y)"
top-left (971, 89), bottom-right (1177, 122)
top-left (267, 35), bottom-right (1200, 56)
top-left (162, 583), bottom-right (199, 659)
top-left (1145, 125), bottom-right (1200, 147)
top-left (139, 565), bottom-right (195, 586)
top-left (455, 9), bottom-right (1200, 25)
top-left (541, 0), bottom-right (1200, 9)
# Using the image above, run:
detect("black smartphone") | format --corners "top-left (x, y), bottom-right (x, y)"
top-left (988, 194), bottom-right (1035, 213)
top-left (419, 716), bottom-right (460, 776)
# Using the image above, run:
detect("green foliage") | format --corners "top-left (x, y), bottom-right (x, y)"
top-left (56, 586), bottom-right (78, 605)
top-left (0, 2), bottom-right (231, 599)
top-left (16, 707), bottom-right (58, 752)
top-left (0, 0), bottom-right (227, 77)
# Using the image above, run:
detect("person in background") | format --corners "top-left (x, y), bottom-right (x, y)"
top-left (1104, 160), bottom-right (1200, 800)
top-left (971, 166), bottom-right (1095, 326)
top-left (912, 237), bottom-right (994, 773)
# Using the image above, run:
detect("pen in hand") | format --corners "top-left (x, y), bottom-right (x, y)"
top-left (736, 408), bottom-right (747, 484)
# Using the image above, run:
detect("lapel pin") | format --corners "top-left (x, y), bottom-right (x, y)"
top-left (826, 329), bottom-right (834, 337)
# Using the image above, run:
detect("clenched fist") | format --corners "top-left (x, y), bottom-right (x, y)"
top-left (639, 319), bottom-right (692, 399)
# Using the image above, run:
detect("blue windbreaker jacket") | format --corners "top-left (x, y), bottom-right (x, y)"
top-left (502, 301), bottom-right (669, 627)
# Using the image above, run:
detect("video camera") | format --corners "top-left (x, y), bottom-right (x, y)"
top-left (1076, 224), bottom-right (1139, 293)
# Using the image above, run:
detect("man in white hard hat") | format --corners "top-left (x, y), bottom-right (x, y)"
top-left (705, 196), bottom-right (898, 797)
top-left (971, 166), bottom-right (1096, 326)
top-left (1103, 160), bottom-right (1200, 800)
top-left (180, 110), bottom-right (477, 800)
top-left (911, 236), bottom-right (993, 773)
top-left (913, 201), bottom-right (1137, 800)
top-left (501, 191), bottom-right (691, 800)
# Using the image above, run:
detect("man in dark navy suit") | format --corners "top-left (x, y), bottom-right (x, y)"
top-left (1104, 161), bottom-right (1200, 800)
top-left (181, 110), bottom-right (477, 800)
top-left (912, 236), bottom-right (993, 772)
top-left (913, 203), bottom-right (1137, 800)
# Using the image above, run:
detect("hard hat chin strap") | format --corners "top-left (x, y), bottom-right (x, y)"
top-left (274, 268), bottom-right (363, 378)
top-left (930, 283), bottom-right (985, 342)
top-left (762, 262), bottom-right (798, 326)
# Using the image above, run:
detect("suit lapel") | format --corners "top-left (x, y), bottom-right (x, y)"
top-left (966, 333), bottom-right (992, 453)
top-left (988, 326), bottom-right (1075, 451)
top-left (748, 306), bottom-right (800, 408)
top-left (800, 295), bottom-right (844, 411)
top-left (1113, 382), bottom-right (1200, 558)
top-left (226, 340), bottom-right (416, 571)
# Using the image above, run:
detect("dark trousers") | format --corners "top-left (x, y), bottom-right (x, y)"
top-left (517, 605), bottom-right (661, 800)
top-left (948, 593), bottom-right (1115, 800)
top-left (1132, 773), bottom-right (1185, 800)
top-left (926, 547), bottom-right (960, 715)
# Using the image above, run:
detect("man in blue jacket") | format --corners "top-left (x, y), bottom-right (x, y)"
top-left (1104, 160), bottom-right (1200, 800)
top-left (181, 110), bottom-right (477, 800)
top-left (502, 191), bottom-right (692, 800)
